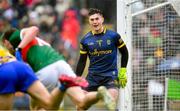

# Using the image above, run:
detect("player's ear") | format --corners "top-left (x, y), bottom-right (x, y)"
top-left (3, 39), bottom-right (8, 45)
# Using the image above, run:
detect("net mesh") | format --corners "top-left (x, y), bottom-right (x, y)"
top-left (131, 0), bottom-right (180, 111)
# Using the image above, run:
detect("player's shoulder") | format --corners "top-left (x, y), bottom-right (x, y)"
top-left (81, 31), bottom-right (93, 40)
top-left (0, 46), bottom-right (12, 57)
top-left (84, 31), bottom-right (93, 38)
top-left (106, 29), bottom-right (119, 36)
top-left (105, 29), bottom-right (121, 39)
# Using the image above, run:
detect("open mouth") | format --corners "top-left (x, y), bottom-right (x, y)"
top-left (93, 25), bottom-right (98, 28)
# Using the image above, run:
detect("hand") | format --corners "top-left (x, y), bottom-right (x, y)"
top-left (15, 48), bottom-right (23, 61)
top-left (118, 67), bottom-right (127, 88)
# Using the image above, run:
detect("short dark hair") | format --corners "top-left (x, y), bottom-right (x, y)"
top-left (0, 28), bottom-right (16, 41)
top-left (1, 28), bottom-right (21, 49)
top-left (88, 8), bottom-right (103, 17)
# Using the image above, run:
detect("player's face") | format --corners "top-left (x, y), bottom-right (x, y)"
top-left (2, 40), bottom-right (15, 54)
top-left (89, 14), bottom-right (104, 32)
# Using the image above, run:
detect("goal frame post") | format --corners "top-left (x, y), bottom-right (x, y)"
top-left (117, 0), bottom-right (132, 111)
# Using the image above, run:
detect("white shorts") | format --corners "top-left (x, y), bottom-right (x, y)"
top-left (36, 60), bottom-right (76, 91)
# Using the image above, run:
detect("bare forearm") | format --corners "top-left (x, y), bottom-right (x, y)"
top-left (18, 26), bottom-right (39, 48)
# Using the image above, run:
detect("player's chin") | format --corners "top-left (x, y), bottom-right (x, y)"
top-left (94, 27), bottom-right (101, 31)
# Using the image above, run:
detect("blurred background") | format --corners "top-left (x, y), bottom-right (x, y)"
top-left (0, 0), bottom-right (117, 110)
top-left (0, 0), bottom-right (179, 111)
top-left (0, 0), bottom-right (117, 69)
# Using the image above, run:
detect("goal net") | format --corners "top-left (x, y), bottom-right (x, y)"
top-left (131, 0), bottom-right (180, 111)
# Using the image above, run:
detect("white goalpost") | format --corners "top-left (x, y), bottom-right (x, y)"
top-left (117, 0), bottom-right (132, 111)
top-left (117, 0), bottom-right (180, 111)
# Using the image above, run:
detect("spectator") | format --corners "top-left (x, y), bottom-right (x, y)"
top-left (60, 9), bottom-right (81, 62)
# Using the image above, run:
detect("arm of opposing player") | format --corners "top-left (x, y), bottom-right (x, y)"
top-left (18, 26), bottom-right (39, 48)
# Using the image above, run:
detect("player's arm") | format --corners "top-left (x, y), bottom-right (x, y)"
top-left (117, 37), bottom-right (129, 88)
top-left (17, 26), bottom-right (39, 49)
top-left (76, 53), bottom-right (87, 76)
top-left (118, 42), bottom-right (129, 68)
top-left (76, 42), bottom-right (88, 76)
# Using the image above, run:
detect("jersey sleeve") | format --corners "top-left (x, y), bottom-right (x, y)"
top-left (20, 29), bottom-right (25, 40)
top-left (79, 40), bottom-right (87, 54)
top-left (115, 33), bottom-right (126, 49)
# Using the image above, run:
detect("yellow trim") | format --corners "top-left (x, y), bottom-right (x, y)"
top-left (118, 43), bottom-right (125, 48)
top-left (0, 46), bottom-right (15, 64)
top-left (91, 30), bottom-right (95, 35)
top-left (80, 50), bottom-right (87, 54)
top-left (0, 47), bottom-right (11, 57)
top-left (103, 27), bottom-right (106, 33)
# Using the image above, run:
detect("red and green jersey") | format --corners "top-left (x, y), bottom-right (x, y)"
top-left (9, 29), bottom-right (64, 72)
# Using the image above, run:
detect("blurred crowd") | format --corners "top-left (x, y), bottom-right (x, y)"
top-left (0, 0), bottom-right (116, 68)
top-left (0, 0), bottom-right (116, 110)
top-left (0, 0), bottom-right (84, 68)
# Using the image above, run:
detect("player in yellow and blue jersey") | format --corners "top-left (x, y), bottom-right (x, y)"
top-left (76, 8), bottom-right (129, 109)
top-left (0, 45), bottom-right (57, 110)
top-left (0, 45), bottom-right (90, 110)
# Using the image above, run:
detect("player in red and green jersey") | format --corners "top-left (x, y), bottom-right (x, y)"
top-left (0, 26), bottom-right (115, 110)
top-left (1, 27), bottom-right (64, 72)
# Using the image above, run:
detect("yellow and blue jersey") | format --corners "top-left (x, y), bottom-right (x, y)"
top-left (80, 29), bottom-right (124, 78)
top-left (0, 46), bottom-right (15, 64)
top-left (0, 61), bottom-right (38, 94)
top-left (0, 45), bottom-right (38, 94)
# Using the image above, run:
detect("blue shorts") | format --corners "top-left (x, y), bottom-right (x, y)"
top-left (0, 61), bottom-right (38, 94)
top-left (84, 74), bottom-right (118, 91)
